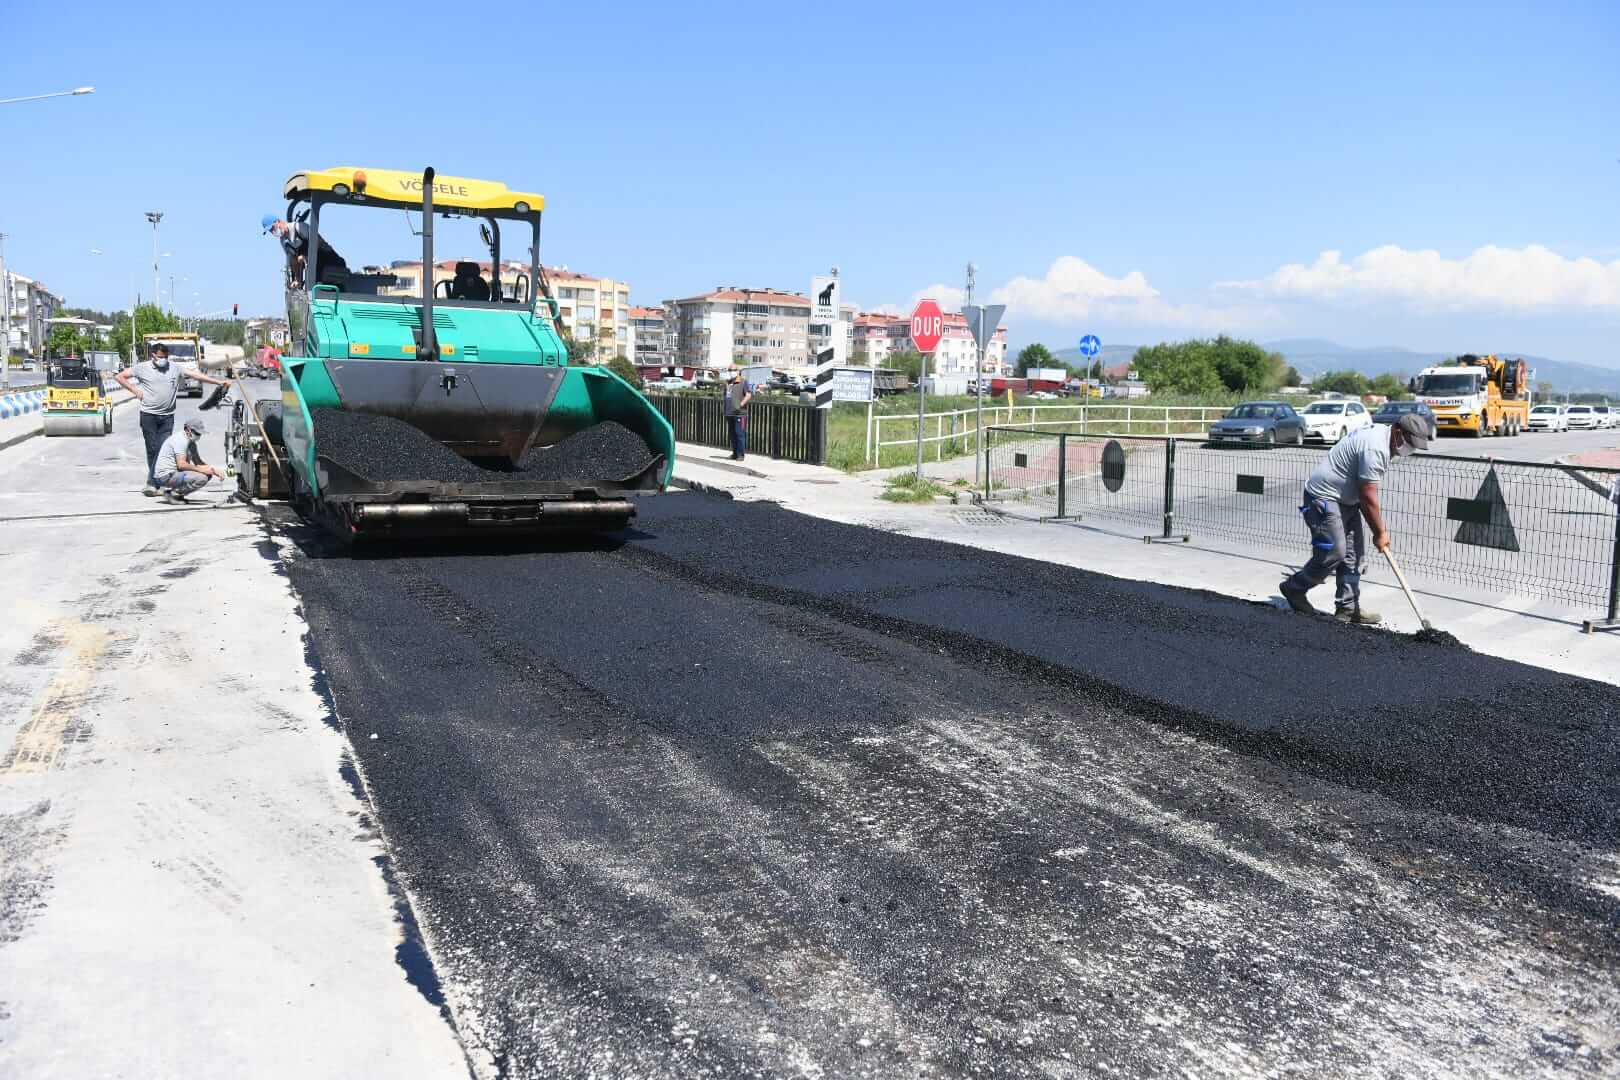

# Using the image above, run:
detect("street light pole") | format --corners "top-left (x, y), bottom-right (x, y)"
top-left (0, 87), bottom-right (95, 106)
top-left (0, 231), bottom-right (10, 390)
top-left (145, 211), bottom-right (163, 313)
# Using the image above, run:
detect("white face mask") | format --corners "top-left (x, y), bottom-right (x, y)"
top-left (153, 358), bottom-right (169, 370)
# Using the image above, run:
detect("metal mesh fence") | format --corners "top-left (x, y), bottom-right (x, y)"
top-left (983, 427), bottom-right (1620, 616)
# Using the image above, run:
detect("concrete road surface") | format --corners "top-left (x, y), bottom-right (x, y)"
top-left (0, 399), bottom-right (466, 1079)
top-left (281, 494), bottom-right (1620, 1079)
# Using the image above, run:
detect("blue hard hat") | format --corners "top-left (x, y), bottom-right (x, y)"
top-left (261, 213), bottom-right (278, 234)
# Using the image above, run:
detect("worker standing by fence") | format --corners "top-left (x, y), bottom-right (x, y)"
top-left (1280, 414), bottom-right (1428, 623)
top-left (723, 369), bottom-right (752, 461)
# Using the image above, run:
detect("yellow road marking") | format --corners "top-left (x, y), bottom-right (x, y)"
top-left (3, 621), bottom-right (122, 776)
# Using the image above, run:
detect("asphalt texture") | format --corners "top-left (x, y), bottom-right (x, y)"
top-left (278, 493), bottom-right (1620, 1079)
top-left (311, 409), bottom-right (653, 483)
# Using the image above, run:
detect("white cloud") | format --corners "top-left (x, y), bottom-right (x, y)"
top-left (1220, 244), bottom-right (1620, 311)
top-left (912, 283), bottom-right (965, 311)
top-left (985, 256), bottom-right (1276, 330)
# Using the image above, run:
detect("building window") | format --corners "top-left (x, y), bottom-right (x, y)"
top-left (578, 305), bottom-right (596, 319)
top-left (559, 287), bottom-right (575, 299)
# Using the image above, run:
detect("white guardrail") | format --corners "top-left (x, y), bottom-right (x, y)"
top-left (867, 403), bottom-right (1231, 464)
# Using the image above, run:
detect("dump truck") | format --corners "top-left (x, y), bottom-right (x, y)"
top-left (1410, 353), bottom-right (1530, 437)
top-left (143, 332), bottom-right (206, 396)
top-left (231, 165), bottom-right (673, 540)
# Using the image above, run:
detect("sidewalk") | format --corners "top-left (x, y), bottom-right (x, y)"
top-left (0, 402), bottom-right (466, 1078)
top-left (670, 441), bottom-right (1619, 685)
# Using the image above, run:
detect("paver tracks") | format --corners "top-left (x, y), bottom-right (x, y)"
top-left (279, 495), bottom-right (1620, 1079)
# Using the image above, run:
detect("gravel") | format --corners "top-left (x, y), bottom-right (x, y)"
top-left (517, 420), bottom-right (655, 482)
top-left (311, 409), bottom-right (654, 484)
top-left (1413, 626), bottom-right (1466, 647)
top-left (311, 408), bottom-right (486, 482)
top-left (281, 493), bottom-right (1620, 1079)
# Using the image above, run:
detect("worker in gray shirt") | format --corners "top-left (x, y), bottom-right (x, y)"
top-left (722, 369), bottom-right (753, 460)
top-left (115, 344), bottom-right (231, 496)
top-left (1280, 413), bottom-right (1428, 623)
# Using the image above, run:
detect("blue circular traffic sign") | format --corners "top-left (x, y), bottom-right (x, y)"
top-left (1079, 335), bottom-right (1102, 358)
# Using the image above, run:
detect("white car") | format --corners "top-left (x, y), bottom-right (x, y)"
top-left (1565, 405), bottom-right (1598, 430)
top-left (647, 376), bottom-right (691, 391)
top-left (1592, 404), bottom-right (1616, 429)
top-left (1527, 404), bottom-right (1567, 432)
top-left (1300, 399), bottom-right (1373, 443)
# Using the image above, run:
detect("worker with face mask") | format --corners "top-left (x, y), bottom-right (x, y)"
top-left (115, 343), bottom-right (231, 496)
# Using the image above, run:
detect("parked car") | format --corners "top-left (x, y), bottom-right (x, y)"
top-left (1565, 405), bottom-right (1598, 430)
top-left (1592, 404), bottom-right (1616, 428)
top-left (1028, 390), bottom-right (1059, 400)
top-left (1301, 399), bottom-right (1374, 443)
top-left (1371, 400), bottom-right (1438, 439)
top-left (1527, 404), bottom-right (1567, 432)
top-left (1207, 401), bottom-right (1307, 446)
top-left (647, 376), bottom-right (692, 391)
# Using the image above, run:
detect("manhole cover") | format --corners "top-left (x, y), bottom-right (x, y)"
top-left (951, 510), bottom-right (1006, 526)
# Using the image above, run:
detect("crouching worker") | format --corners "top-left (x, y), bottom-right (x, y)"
top-left (153, 418), bottom-right (225, 504)
top-left (1280, 412), bottom-right (1429, 624)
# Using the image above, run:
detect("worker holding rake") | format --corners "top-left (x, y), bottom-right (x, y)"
top-left (1280, 413), bottom-right (1429, 623)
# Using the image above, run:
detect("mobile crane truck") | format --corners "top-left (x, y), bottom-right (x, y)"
top-left (229, 166), bottom-right (673, 540)
top-left (1410, 353), bottom-right (1530, 438)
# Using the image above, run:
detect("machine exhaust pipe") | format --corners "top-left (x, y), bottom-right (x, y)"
top-left (418, 166), bottom-right (438, 363)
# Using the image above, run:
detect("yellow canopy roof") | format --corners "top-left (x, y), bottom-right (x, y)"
top-left (283, 168), bottom-right (545, 214)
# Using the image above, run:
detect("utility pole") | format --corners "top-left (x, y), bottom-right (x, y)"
top-left (145, 211), bottom-right (163, 313)
top-left (0, 232), bottom-right (9, 390)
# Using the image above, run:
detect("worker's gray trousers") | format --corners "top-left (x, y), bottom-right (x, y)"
top-left (1284, 494), bottom-right (1365, 611)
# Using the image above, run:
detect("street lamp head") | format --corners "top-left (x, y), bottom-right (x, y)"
top-left (145, 211), bottom-right (163, 225)
top-left (72, 87), bottom-right (95, 96)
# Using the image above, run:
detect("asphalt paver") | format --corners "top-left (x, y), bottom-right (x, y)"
top-left (279, 492), bottom-right (1620, 1079)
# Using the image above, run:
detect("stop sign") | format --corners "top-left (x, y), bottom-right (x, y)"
top-left (910, 299), bottom-right (944, 354)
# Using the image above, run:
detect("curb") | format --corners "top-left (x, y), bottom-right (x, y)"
top-left (669, 473), bottom-right (736, 499)
top-left (0, 392), bottom-right (138, 453)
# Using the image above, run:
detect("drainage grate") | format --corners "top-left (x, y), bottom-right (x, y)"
top-left (951, 510), bottom-right (1007, 526)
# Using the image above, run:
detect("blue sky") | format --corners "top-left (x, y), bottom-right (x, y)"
top-left (4, 1), bottom-right (1618, 363)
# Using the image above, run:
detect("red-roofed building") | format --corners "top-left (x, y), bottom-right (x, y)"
top-left (851, 310), bottom-right (1008, 375)
top-left (671, 287), bottom-right (819, 369)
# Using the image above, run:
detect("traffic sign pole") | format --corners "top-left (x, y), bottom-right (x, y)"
top-left (909, 299), bottom-right (945, 479)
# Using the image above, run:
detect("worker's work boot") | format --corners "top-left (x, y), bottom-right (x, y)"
top-left (1279, 580), bottom-right (1317, 614)
top-left (1335, 607), bottom-right (1382, 625)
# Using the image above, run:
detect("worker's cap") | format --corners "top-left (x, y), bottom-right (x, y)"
top-left (260, 213), bottom-right (279, 234)
top-left (184, 418), bottom-right (206, 434)
top-left (1394, 412), bottom-right (1429, 455)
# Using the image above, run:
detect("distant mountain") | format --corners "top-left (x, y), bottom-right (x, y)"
top-left (1046, 339), bottom-right (1620, 394)
top-left (1260, 339), bottom-right (1620, 395)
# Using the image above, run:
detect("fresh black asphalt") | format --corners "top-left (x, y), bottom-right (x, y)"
top-left (280, 492), bottom-right (1620, 1079)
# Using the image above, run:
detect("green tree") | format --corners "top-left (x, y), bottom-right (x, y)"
top-left (606, 353), bottom-right (641, 388)
top-left (560, 328), bottom-right (596, 365)
top-left (47, 323), bottom-right (92, 358)
top-left (1280, 364), bottom-right (1304, 387)
top-left (1314, 369), bottom-right (1371, 396)
top-left (1133, 341), bottom-right (1223, 395)
top-left (1368, 373), bottom-right (1408, 400)
top-left (108, 304), bottom-right (183, 365)
top-left (1535, 380), bottom-right (1554, 399)
top-left (1206, 335), bottom-right (1272, 392)
top-left (888, 349), bottom-right (924, 382)
top-left (1015, 343), bottom-right (1055, 376)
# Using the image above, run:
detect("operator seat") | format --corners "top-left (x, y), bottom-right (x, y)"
top-left (450, 262), bottom-right (491, 301)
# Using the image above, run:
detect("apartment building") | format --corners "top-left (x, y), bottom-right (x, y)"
top-left (670, 287), bottom-right (813, 370)
top-left (850, 311), bottom-right (1009, 374)
top-left (2, 271), bottom-right (63, 359)
top-left (630, 305), bottom-right (674, 368)
top-left (548, 268), bottom-right (632, 361)
top-left (378, 262), bottom-right (632, 361)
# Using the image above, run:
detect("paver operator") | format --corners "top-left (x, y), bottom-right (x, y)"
top-left (262, 214), bottom-right (348, 288)
top-left (151, 417), bottom-right (225, 503)
top-left (1280, 413), bottom-right (1429, 624)
top-left (115, 344), bottom-right (232, 497)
